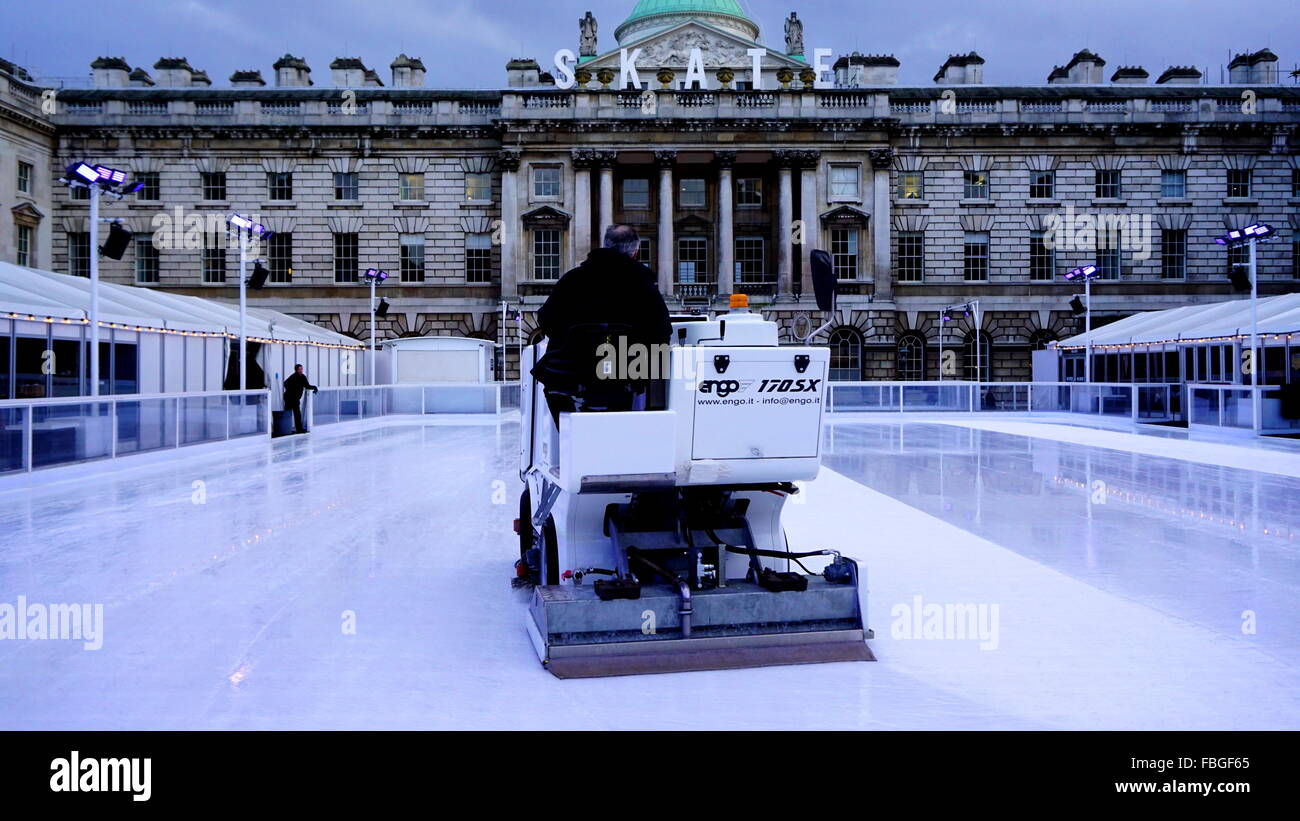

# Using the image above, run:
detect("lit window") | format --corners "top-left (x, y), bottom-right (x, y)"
top-left (897, 171), bottom-right (924, 200)
top-left (963, 170), bottom-right (989, 199)
top-left (465, 172), bottom-right (491, 202)
top-left (400, 172), bottom-right (425, 201)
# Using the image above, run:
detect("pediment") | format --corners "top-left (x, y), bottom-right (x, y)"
top-left (522, 205), bottom-right (571, 227)
top-left (585, 21), bottom-right (803, 72)
top-left (820, 205), bottom-right (871, 225)
top-left (11, 201), bottom-right (45, 224)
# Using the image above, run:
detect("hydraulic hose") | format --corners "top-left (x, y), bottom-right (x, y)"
top-left (627, 548), bottom-right (692, 639)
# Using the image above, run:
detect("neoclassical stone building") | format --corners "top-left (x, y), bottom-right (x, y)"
top-left (3, 0), bottom-right (1298, 380)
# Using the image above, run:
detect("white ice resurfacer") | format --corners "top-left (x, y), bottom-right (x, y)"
top-left (514, 252), bottom-right (873, 678)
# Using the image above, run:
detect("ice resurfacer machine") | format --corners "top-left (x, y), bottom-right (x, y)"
top-left (515, 251), bottom-right (873, 677)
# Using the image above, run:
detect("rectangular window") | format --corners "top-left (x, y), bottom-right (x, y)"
top-left (201, 244), bottom-right (227, 284)
top-left (465, 172), bottom-right (491, 202)
top-left (15, 224), bottom-right (32, 267)
top-left (1227, 169), bottom-right (1252, 199)
top-left (897, 171), bottom-right (924, 200)
top-left (1161, 229), bottom-right (1187, 280)
top-left (963, 231), bottom-right (990, 281)
top-left (68, 232), bottom-right (90, 276)
top-left (70, 185), bottom-right (88, 201)
top-left (17, 161), bottom-right (32, 194)
top-left (735, 237), bottom-right (765, 283)
top-left (1095, 169), bottom-right (1122, 199)
top-left (333, 233), bottom-right (359, 283)
top-left (1160, 169), bottom-right (1186, 199)
top-left (1029, 230), bottom-right (1054, 281)
top-left (532, 166), bottom-right (561, 199)
top-left (1097, 228), bottom-right (1122, 279)
top-left (400, 172), bottom-right (425, 201)
top-left (678, 178), bottom-right (706, 209)
top-left (962, 170), bottom-right (989, 199)
top-left (622, 178), bottom-right (650, 209)
top-left (135, 237), bottom-right (158, 283)
top-left (897, 231), bottom-right (924, 282)
top-left (531, 229), bottom-right (560, 280)
top-left (677, 237), bottom-right (708, 282)
top-left (637, 238), bottom-right (653, 263)
top-left (201, 171), bottom-right (227, 201)
top-left (135, 171), bottom-right (160, 201)
top-left (267, 172), bottom-right (293, 200)
top-left (333, 172), bottom-right (358, 200)
top-left (830, 228), bottom-right (858, 279)
top-left (400, 233), bottom-right (427, 282)
top-left (1029, 170), bottom-right (1055, 199)
top-left (830, 165), bottom-right (859, 199)
top-left (736, 177), bottom-right (763, 206)
top-left (268, 233), bottom-right (293, 282)
top-left (1227, 244), bottom-right (1248, 281)
top-left (465, 233), bottom-right (492, 283)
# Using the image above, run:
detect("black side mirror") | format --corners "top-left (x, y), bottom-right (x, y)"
top-left (810, 249), bottom-right (836, 313)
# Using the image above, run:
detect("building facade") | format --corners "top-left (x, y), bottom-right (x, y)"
top-left (3, 0), bottom-right (1298, 382)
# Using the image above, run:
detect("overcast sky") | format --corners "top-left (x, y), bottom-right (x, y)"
top-left (6, 0), bottom-right (1298, 87)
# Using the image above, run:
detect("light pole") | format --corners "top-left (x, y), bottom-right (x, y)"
top-left (363, 268), bottom-right (389, 385)
top-left (938, 301), bottom-right (977, 382)
top-left (1064, 264), bottom-right (1100, 383)
top-left (227, 215), bottom-right (273, 392)
top-left (1218, 222), bottom-right (1275, 434)
top-left (60, 162), bottom-right (139, 396)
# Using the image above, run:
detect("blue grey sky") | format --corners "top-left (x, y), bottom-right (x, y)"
top-left (6, 0), bottom-right (1299, 87)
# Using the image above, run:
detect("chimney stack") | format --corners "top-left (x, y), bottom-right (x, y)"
top-left (934, 52), bottom-right (984, 84)
top-left (273, 54), bottom-right (313, 87)
top-left (391, 54), bottom-right (426, 88)
top-left (153, 57), bottom-right (196, 87)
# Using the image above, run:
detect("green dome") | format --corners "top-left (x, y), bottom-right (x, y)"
top-left (624, 0), bottom-right (749, 23)
top-left (615, 0), bottom-right (760, 45)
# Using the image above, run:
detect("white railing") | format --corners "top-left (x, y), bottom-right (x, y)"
top-left (0, 390), bottom-right (270, 475)
top-left (310, 382), bottom-right (521, 427)
top-left (1187, 383), bottom-right (1300, 434)
top-left (826, 381), bottom-right (1184, 422)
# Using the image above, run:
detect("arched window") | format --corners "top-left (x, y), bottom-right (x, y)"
top-left (1028, 330), bottom-right (1057, 351)
top-left (963, 332), bottom-right (992, 382)
top-left (896, 333), bottom-right (926, 381)
top-left (828, 327), bottom-right (862, 381)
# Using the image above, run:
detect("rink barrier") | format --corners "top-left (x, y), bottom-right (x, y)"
top-left (0, 389), bottom-right (270, 474)
top-left (826, 381), bottom-right (1187, 424)
top-left (309, 382), bottom-right (522, 427)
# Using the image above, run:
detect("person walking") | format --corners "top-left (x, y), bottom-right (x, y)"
top-left (283, 364), bottom-right (318, 434)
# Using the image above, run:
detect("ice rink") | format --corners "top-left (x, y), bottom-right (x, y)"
top-left (1, 416), bottom-right (1297, 730)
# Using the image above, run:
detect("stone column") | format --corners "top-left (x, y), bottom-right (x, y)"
top-left (655, 150), bottom-right (677, 295)
top-left (716, 151), bottom-right (736, 296)
top-left (797, 150), bottom-right (821, 299)
top-left (598, 151), bottom-right (616, 243)
top-left (775, 150), bottom-right (795, 298)
top-left (869, 148), bottom-right (894, 302)
top-left (572, 149), bottom-right (595, 261)
top-left (498, 149), bottom-right (521, 298)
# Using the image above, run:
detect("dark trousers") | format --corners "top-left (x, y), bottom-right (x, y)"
top-left (285, 399), bottom-right (304, 432)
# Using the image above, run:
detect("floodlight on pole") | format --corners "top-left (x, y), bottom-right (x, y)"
top-left (1062, 264), bottom-right (1101, 383)
top-left (1214, 222), bottom-right (1275, 435)
top-left (227, 214), bottom-right (273, 393)
top-left (59, 160), bottom-right (147, 396)
top-left (363, 269), bottom-right (389, 385)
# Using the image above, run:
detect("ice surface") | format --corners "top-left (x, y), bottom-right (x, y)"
top-left (0, 417), bottom-right (1296, 730)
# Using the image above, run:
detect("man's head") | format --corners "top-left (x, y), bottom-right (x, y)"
top-left (603, 224), bottom-right (640, 259)
top-left (294, 364), bottom-right (304, 374)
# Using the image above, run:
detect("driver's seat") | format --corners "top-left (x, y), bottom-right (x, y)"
top-left (532, 323), bottom-right (638, 427)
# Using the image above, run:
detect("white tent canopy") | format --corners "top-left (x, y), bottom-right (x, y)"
top-left (0, 261), bottom-right (361, 348)
top-left (1058, 292), bottom-right (1300, 349)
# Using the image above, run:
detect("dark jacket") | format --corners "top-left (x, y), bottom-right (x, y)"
top-left (283, 372), bottom-right (317, 405)
top-left (534, 248), bottom-right (671, 390)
